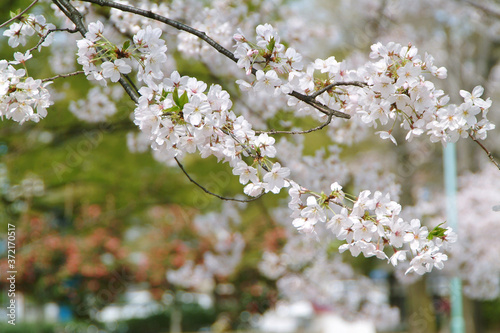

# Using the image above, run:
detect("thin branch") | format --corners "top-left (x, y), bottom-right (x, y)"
top-left (52, 0), bottom-right (140, 103)
top-left (174, 157), bottom-right (263, 203)
top-left (309, 81), bottom-right (368, 99)
top-left (290, 90), bottom-right (351, 119)
top-left (256, 111), bottom-right (334, 135)
top-left (29, 27), bottom-right (78, 54)
top-left (0, 0), bottom-right (39, 29)
top-left (469, 133), bottom-right (500, 171)
top-left (42, 70), bottom-right (84, 82)
top-left (78, 0), bottom-right (352, 119)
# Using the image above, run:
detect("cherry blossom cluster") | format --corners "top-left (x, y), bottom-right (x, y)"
top-left (3, 14), bottom-right (56, 49)
top-left (76, 21), bottom-right (289, 196)
top-left (0, 55), bottom-right (52, 124)
top-left (233, 24), bottom-right (303, 76)
top-left (234, 23), bottom-right (303, 87)
top-left (134, 67), bottom-right (291, 197)
top-left (76, 22), bottom-right (168, 85)
top-left (287, 181), bottom-right (456, 275)
top-left (360, 42), bottom-right (494, 144)
top-left (234, 26), bottom-right (495, 146)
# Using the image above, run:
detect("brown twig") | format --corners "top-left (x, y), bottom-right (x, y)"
top-left (256, 111), bottom-right (335, 135)
top-left (469, 133), bottom-right (500, 171)
top-left (0, 0), bottom-right (39, 29)
top-left (42, 70), bottom-right (85, 82)
top-left (174, 157), bottom-right (264, 202)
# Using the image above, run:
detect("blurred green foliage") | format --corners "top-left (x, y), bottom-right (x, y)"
top-left (0, 322), bottom-right (56, 333)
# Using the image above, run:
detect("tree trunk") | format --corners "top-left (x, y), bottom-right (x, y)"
top-left (170, 303), bottom-right (182, 333)
top-left (407, 278), bottom-right (437, 333)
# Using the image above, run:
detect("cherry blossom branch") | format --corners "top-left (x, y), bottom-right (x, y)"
top-left (0, 0), bottom-right (39, 29)
top-left (41, 70), bottom-right (85, 82)
top-left (469, 133), bottom-right (500, 171)
top-left (174, 157), bottom-right (264, 203)
top-left (256, 111), bottom-right (334, 135)
top-left (52, 0), bottom-right (140, 103)
top-left (79, 0), bottom-right (238, 61)
top-left (77, 0), bottom-right (351, 120)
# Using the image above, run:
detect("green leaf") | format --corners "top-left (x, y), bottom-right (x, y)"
top-left (178, 91), bottom-right (189, 108)
top-left (10, 10), bottom-right (21, 19)
top-left (427, 222), bottom-right (447, 240)
top-left (267, 37), bottom-right (276, 52)
top-left (164, 106), bottom-right (180, 113)
top-left (173, 87), bottom-right (180, 107)
top-left (161, 90), bottom-right (172, 99)
top-left (122, 40), bottom-right (131, 51)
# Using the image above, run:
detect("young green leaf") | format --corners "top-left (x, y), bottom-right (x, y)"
top-left (178, 91), bottom-right (189, 108)
top-left (267, 37), bottom-right (276, 52)
top-left (164, 105), bottom-right (180, 113)
top-left (173, 87), bottom-right (180, 106)
top-left (427, 222), bottom-right (447, 240)
top-left (122, 40), bottom-right (131, 51)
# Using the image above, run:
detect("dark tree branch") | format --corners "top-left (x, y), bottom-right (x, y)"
top-left (174, 157), bottom-right (264, 203)
top-left (77, 0), bottom-right (353, 120)
top-left (52, 0), bottom-right (140, 103)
